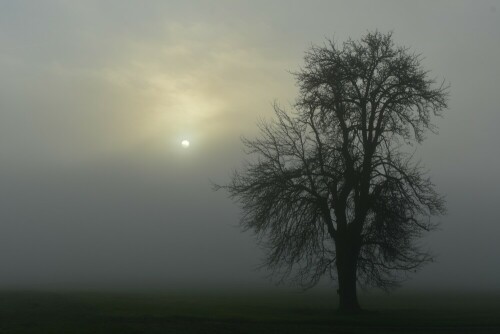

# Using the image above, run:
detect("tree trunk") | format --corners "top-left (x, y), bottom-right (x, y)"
top-left (336, 237), bottom-right (361, 314)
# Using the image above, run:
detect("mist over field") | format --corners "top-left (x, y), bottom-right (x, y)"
top-left (1, 0), bottom-right (499, 293)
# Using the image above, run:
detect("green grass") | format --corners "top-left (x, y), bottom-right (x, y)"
top-left (0, 289), bottom-right (499, 333)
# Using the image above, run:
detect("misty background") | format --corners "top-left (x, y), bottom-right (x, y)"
top-left (0, 0), bottom-right (499, 291)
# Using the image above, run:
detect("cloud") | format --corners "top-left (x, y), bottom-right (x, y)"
top-left (1, 16), bottom-right (297, 168)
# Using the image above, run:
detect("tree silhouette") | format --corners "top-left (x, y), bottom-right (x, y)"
top-left (218, 31), bottom-right (448, 313)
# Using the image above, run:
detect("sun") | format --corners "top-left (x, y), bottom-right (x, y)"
top-left (181, 139), bottom-right (190, 148)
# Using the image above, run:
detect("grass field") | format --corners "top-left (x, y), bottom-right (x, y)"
top-left (0, 289), bottom-right (499, 333)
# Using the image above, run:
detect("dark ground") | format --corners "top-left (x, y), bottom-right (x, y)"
top-left (0, 289), bottom-right (499, 333)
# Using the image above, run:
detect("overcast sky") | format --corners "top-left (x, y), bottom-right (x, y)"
top-left (0, 0), bottom-right (499, 291)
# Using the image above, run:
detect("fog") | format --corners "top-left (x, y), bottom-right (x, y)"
top-left (0, 0), bottom-right (499, 291)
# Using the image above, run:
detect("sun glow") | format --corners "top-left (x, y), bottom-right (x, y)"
top-left (181, 139), bottom-right (190, 148)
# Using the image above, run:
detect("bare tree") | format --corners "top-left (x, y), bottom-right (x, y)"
top-left (217, 31), bottom-right (448, 313)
